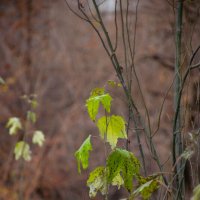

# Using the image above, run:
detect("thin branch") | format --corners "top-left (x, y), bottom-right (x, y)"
top-left (113, 0), bottom-right (118, 51)
top-left (173, 1), bottom-right (184, 198)
top-left (64, 0), bottom-right (89, 22)
top-left (119, 0), bottom-right (128, 81)
top-left (78, 4), bottom-right (112, 57)
top-left (189, 45), bottom-right (200, 65)
top-left (87, 1), bottom-right (100, 23)
top-left (152, 76), bottom-right (175, 137)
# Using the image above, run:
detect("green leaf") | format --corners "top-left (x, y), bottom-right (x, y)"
top-left (75, 135), bottom-right (92, 173)
top-left (0, 77), bottom-right (5, 85)
top-left (86, 88), bottom-right (112, 121)
top-left (32, 130), bottom-right (45, 147)
top-left (87, 166), bottom-right (107, 198)
top-left (87, 167), bottom-right (124, 198)
top-left (132, 176), bottom-right (160, 200)
top-left (86, 97), bottom-right (100, 121)
top-left (192, 184), bottom-right (200, 200)
top-left (30, 99), bottom-right (38, 109)
top-left (111, 173), bottom-right (124, 189)
top-left (27, 111), bottom-right (37, 123)
top-left (97, 115), bottom-right (127, 149)
top-left (106, 148), bottom-right (140, 192)
top-left (100, 94), bottom-right (112, 113)
top-left (6, 117), bottom-right (22, 135)
top-left (14, 141), bottom-right (31, 161)
top-left (107, 80), bottom-right (122, 87)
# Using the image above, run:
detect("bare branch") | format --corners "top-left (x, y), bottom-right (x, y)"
top-left (64, 0), bottom-right (89, 22)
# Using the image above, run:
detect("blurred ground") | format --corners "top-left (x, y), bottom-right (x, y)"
top-left (0, 0), bottom-right (200, 199)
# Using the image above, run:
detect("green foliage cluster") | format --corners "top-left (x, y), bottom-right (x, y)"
top-left (106, 148), bottom-right (140, 192)
top-left (6, 94), bottom-right (45, 161)
top-left (75, 83), bottom-right (161, 199)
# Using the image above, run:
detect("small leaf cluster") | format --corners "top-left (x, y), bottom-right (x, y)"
top-left (86, 87), bottom-right (127, 148)
top-left (75, 85), bottom-right (161, 199)
top-left (6, 95), bottom-right (45, 161)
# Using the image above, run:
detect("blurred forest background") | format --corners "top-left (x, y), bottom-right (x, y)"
top-left (0, 0), bottom-right (200, 199)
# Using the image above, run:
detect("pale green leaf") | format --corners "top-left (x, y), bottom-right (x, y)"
top-left (30, 99), bottom-right (38, 109)
top-left (106, 148), bottom-right (140, 192)
top-left (75, 135), bottom-right (92, 173)
top-left (86, 97), bottom-right (100, 121)
top-left (100, 94), bottom-right (112, 113)
top-left (111, 173), bottom-right (124, 189)
top-left (6, 117), bottom-right (22, 135)
top-left (27, 111), bottom-right (37, 123)
top-left (32, 130), bottom-right (45, 147)
top-left (87, 166), bottom-right (107, 198)
top-left (86, 88), bottom-right (112, 121)
top-left (192, 184), bottom-right (200, 200)
top-left (14, 141), bottom-right (31, 161)
top-left (132, 176), bottom-right (160, 200)
top-left (97, 115), bottom-right (127, 149)
top-left (0, 77), bottom-right (5, 85)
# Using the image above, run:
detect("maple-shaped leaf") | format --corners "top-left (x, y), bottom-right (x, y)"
top-left (100, 94), bottom-right (112, 113)
top-left (86, 88), bottom-right (112, 121)
top-left (106, 148), bottom-right (140, 192)
top-left (132, 175), bottom-right (160, 200)
top-left (14, 141), bottom-right (31, 161)
top-left (32, 130), bottom-right (45, 147)
top-left (75, 135), bottom-right (92, 173)
top-left (6, 117), bottom-right (22, 135)
top-left (87, 166), bottom-right (107, 198)
top-left (97, 115), bottom-right (127, 149)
